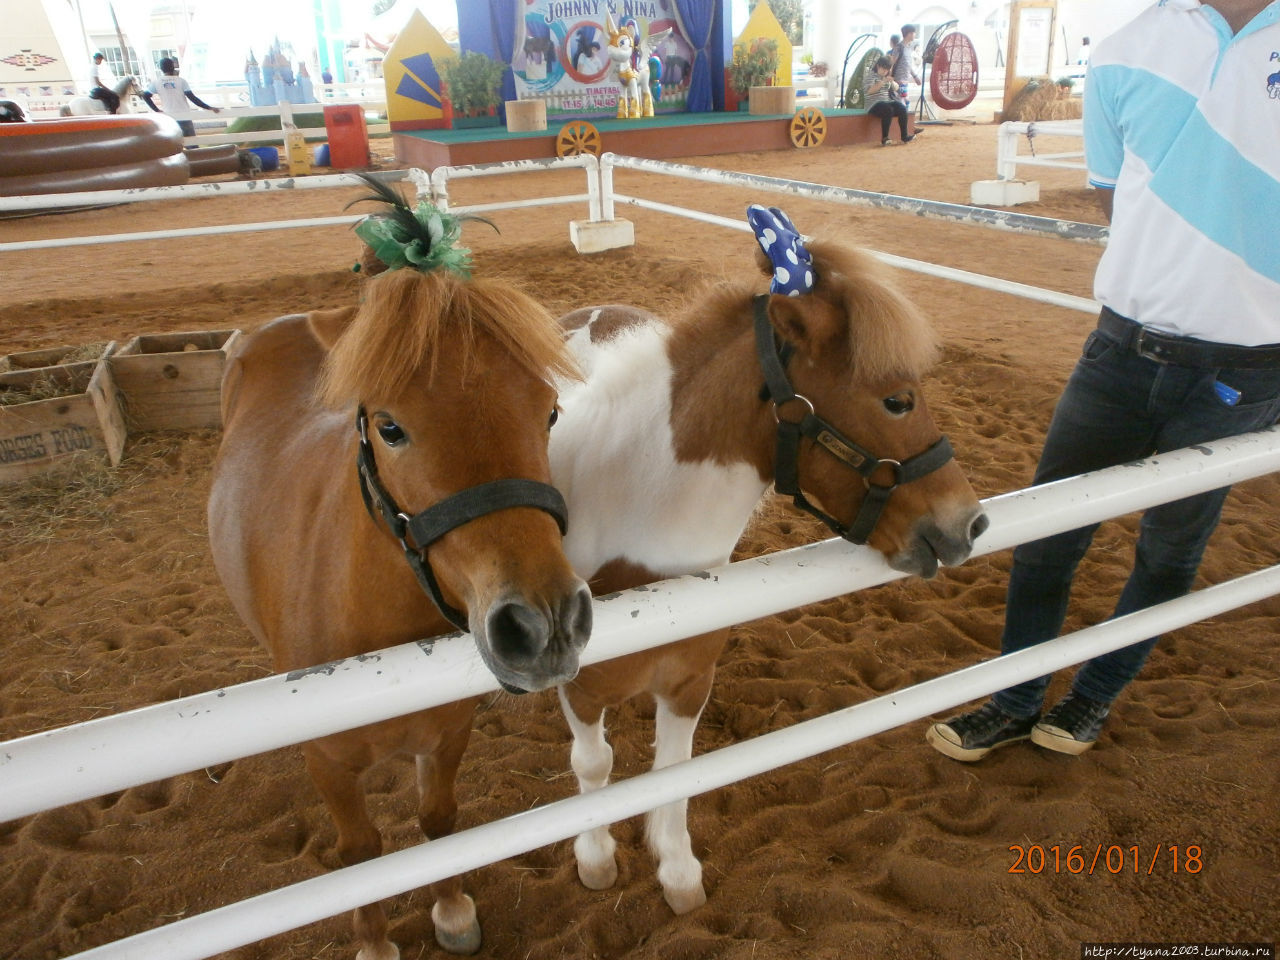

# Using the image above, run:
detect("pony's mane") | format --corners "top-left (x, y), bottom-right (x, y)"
top-left (806, 239), bottom-right (939, 381)
top-left (319, 267), bottom-right (579, 407)
top-left (689, 238), bottom-right (938, 383)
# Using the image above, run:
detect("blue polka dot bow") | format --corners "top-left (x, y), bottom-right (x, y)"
top-left (747, 204), bottom-right (814, 297)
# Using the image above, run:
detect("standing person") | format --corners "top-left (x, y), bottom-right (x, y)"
top-left (89, 52), bottom-right (120, 114)
top-left (1076, 35), bottom-right (1092, 65)
top-left (862, 56), bottom-right (915, 145)
top-left (141, 58), bottom-right (220, 137)
top-left (927, 0), bottom-right (1280, 762)
top-left (889, 25), bottom-right (921, 107)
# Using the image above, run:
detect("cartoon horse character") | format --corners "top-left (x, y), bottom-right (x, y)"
top-left (604, 12), bottom-right (671, 118)
top-left (1268, 69), bottom-right (1280, 98)
top-left (523, 23), bottom-right (556, 82)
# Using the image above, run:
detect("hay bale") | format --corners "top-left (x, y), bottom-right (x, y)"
top-left (1004, 79), bottom-right (1082, 122)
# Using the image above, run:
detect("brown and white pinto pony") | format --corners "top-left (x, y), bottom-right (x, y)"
top-left (207, 265), bottom-right (592, 959)
top-left (548, 237), bottom-right (988, 913)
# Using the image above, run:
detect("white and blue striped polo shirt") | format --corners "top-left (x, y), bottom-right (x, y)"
top-left (1084, 0), bottom-right (1280, 345)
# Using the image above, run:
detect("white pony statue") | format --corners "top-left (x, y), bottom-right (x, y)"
top-left (60, 75), bottom-right (143, 117)
top-left (604, 13), bottom-right (671, 119)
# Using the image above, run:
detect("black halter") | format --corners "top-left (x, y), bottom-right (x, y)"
top-left (354, 406), bottom-right (569, 632)
top-left (753, 295), bottom-right (955, 545)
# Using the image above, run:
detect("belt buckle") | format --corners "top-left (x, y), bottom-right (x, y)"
top-left (1133, 327), bottom-right (1167, 363)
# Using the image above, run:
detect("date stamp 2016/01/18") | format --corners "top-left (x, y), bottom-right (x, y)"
top-left (1009, 843), bottom-right (1202, 875)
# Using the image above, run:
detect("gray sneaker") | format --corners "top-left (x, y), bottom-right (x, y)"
top-left (1031, 692), bottom-right (1111, 755)
top-left (926, 700), bottom-right (1039, 762)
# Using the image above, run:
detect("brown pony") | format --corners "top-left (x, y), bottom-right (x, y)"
top-left (208, 258), bottom-right (592, 959)
top-left (546, 224), bottom-right (988, 913)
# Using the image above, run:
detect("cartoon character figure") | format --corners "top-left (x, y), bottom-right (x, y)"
top-left (523, 29), bottom-right (556, 82)
top-left (572, 27), bottom-right (604, 76)
top-left (1269, 69), bottom-right (1280, 98)
top-left (604, 12), bottom-right (672, 119)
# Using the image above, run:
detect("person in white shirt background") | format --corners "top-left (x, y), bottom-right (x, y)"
top-left (141, 57), bottom-right (220, 137)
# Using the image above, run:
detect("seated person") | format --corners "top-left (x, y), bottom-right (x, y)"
top-left (862, 56), bottom-right (916, 146)
top-left (89, 52), bottom-right (120, 114)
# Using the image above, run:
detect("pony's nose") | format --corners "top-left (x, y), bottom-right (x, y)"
top-left (485, 584), bottom-right (592, 674)
top-left (969, 510), bottom-right (990, 545)
top-left (562, 584), bottom-right (593, 652)
top-left (487, 600), bottom-right (551, 665)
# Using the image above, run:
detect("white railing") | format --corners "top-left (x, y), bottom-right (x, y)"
top-left (792, 75), bottom-right (835, 107)
top-left (412, 154), bottom-right (602, 222)
top-left (18, 84), bottom-right (388, 149)
top-left (996, 119), bottom-right (1086, 181)
top-left (4, 428), bottom-right (1278, 827)
top-left (11, 431), bottom-right (1280, 960)
top-left (179, 99), bottom-right (389, 149)
top-left (595, 153), bottom-right (1103, 314)
top-left (0, 160), bottom-right (605, 252)
top-left (3, 154), bottom-right (1273, 960)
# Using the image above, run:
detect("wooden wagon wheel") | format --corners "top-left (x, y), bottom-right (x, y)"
top-left (789, 107), bottom-right (827, 148)
top-left (556, 120), bottom-right (602, 157)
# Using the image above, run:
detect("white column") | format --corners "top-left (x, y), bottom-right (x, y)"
top-left (812, 0), bottom-right (845, 85)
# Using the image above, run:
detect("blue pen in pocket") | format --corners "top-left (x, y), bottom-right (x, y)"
top-left (1213, 380), bottom-right (1241, 407)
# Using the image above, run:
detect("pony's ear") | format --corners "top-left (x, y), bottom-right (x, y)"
top-left (308, 306), bottom-right (358, 350)
top-left (767, 294), bottom-right (843, 357)
top-left (754, 243), bottom-right (773, 278)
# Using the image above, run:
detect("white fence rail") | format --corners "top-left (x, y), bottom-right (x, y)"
top-left (4, 428), bottom-right (1278, 827)
top-left (17, 86), bottom-right (388, 149)
top-left (996, 119), bottom-right (1086, 181)
top-left (3, 153), bottom-right (1274, 960)
top-left (12, 430), bottom-right (1280, 960)
top-left (178, 99), bottom-right (389, 149)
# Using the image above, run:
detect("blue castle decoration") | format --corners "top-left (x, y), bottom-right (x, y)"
top-left (244, 40), bottom-right (315, 106)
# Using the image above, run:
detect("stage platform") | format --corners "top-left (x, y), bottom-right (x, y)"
top-left (392, 106), bottom-right (905, 169)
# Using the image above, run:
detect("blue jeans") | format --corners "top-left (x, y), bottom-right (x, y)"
top-left (993, 320), bottom-right (1280, 718)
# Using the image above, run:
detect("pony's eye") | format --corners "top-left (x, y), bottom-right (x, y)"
top-left (883, 393), bottom-right (915, 416)
top-left (548, 407), bottom-right (559, 429)
top-left (376, 420), bottom-right (407, 446)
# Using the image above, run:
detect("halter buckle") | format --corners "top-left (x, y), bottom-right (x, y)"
top-left (865, 458), bottom-right (904, 490)
top-left (772, 393), bottom-right (814, 425)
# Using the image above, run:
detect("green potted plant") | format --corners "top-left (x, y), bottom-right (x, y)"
top-left (727, 37), bottom-right (780, 107)
top-left (442, 51), bottom-right (506, 125)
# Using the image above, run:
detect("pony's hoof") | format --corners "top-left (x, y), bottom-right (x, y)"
top-left (577, 856), bottom-right (618, 890)
top-left (355, 943), bottom-right (399, 960)
top-left (663, 883), bottom-right (707, 915)
top-left (433, 921), bottom-right (481, 955)
top-left (432, 896), bottom-right (481, 955)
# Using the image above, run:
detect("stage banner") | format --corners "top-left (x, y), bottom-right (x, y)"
top-left (511, 0), bottom-right (697, 119)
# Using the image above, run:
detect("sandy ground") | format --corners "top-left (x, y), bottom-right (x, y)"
top-left (1, 124), bottom-right (1277, 960)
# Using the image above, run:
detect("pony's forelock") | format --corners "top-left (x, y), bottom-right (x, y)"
top-left (318, 268), bottom-right (578, 409)
top-left (806, 239), bottom-right (939, 382)
top-left (689, 238), bottom-right (938, 383)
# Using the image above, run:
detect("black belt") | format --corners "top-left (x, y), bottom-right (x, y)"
top-left (1097, 307), bottom-right (1280, 370)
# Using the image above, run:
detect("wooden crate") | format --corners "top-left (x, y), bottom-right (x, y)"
top-left (0, 341), bottom-right (114, 374)
top-left (749, 85), bottom-right (796, 115)
top-left (0, 353), bottom-right (127, 484)
top-left (110, 330), bottom-right (242, 431)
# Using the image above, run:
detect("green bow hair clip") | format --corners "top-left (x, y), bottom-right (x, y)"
top-left (346, 173), bottom-right (495, 278)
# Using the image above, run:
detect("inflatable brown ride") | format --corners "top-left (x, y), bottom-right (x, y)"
top-left (0, 114), bottom-right (189, 196)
